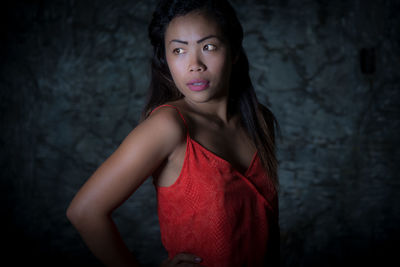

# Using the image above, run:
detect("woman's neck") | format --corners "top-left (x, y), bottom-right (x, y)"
top-left (183, 96), bottom-right (235, 125)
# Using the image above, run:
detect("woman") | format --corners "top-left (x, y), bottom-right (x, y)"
top-left (67, 0), bottom-right (280, 266)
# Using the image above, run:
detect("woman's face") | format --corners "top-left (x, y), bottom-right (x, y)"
top-left (164, 10), bottom-right (234, 104)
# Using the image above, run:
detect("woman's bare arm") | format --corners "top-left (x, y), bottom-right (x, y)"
top-left (66, 107), bottom-right (185, 267)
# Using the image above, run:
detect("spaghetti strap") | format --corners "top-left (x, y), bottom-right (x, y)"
top-left (149, 104), bottom-right (189, 133)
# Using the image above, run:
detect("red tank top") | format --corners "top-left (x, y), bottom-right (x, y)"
top-left (150, 105), bottom-right (279, 267)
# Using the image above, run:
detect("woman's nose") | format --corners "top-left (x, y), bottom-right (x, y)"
top-left (188, 54), bottom-right (206, 72)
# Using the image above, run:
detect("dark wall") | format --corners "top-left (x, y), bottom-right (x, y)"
top-left (1, 0), bottom-right (399, 266)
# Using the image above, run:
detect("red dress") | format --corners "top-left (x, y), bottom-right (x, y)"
top-left (150, 105), bottom-right (279, 267)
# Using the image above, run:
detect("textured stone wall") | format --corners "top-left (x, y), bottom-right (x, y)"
top-left (1, 0), bottom-right (399, 266)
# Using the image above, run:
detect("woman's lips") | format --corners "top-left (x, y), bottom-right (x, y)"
top-left (186, 80), bottom-right (210, 91)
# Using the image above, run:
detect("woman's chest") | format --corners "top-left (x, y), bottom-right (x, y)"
top-left (190, 123), bottom-right (256, 174)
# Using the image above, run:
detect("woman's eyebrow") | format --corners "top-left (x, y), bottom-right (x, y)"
top-left (169, 35), bottom-right (221, 45)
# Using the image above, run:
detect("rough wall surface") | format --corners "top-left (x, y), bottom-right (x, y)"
top-left (1, 0), bottom-right (399, 266)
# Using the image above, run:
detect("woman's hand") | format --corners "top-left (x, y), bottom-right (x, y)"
top-left (161, 253), bottom-right (204, 267)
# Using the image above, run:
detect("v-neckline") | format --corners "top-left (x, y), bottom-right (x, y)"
top-left (188, 136), bottom-right (258, 177)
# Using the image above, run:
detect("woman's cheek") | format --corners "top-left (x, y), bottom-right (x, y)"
top-left (167, 60), bottom-right (180, 80)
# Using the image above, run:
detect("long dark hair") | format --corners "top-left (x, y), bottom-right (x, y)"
top-left (143, 0), bottom-right (281, 188)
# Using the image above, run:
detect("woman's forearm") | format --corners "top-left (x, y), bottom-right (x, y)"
top-left (68, 212), bottom-right (141, 267)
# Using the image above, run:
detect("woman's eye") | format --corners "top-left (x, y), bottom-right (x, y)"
top-left (204, 44), bottom-right (217, 51)
top-left (173, 48), bottom-right (184, 54)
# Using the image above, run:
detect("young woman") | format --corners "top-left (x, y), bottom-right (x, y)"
top-left (67, 0), bottom-right (280, 266)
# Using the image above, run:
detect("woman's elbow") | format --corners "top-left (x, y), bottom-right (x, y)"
top-left (66, 202), bottom-right (82, 225)
top-left (66, 199), bottom-right (93, 227)
top-left (66, 200), bottom-right (109, 229)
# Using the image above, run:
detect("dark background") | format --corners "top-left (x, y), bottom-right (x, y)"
top-left (1, 0), bottom-right (399, 266)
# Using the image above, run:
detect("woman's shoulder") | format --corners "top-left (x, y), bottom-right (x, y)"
top-left (164, 99), bottom-right (189, 113)
top-left (146, 100), bottom-right (188, 138)
top-left (157, 99), bottom-right (194, 122)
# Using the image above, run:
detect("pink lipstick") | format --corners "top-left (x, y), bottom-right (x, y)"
top-left (186, 79), bottom-right (210, 91)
